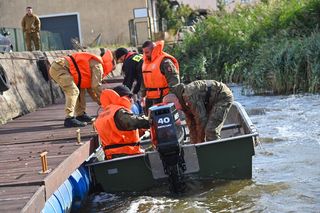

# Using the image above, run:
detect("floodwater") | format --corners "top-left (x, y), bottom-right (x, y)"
top-left (83, 86), bottom-right (320, 213)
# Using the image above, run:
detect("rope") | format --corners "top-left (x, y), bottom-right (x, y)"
top-left (0, 55), bottom-right (64, 61)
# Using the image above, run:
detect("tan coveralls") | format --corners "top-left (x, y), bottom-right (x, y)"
top-left (21, 14), bottom-right (41, 51)
top-left (49, 57), bottom-right (103, 118)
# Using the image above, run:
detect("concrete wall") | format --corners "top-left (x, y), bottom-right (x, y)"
top-left (0, 48), bottom-right (122, 124)
top-left (177, 0), bottom-right (258, 11)
top-left (178, 0), bottom-right (218, 10)
top-left (0, 0), bottom-right (148, 45)
top-left (224, 0), bottom-right (259, 12)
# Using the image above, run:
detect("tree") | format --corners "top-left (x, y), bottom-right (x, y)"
top-left (157, 0), bottom-right (193, 33)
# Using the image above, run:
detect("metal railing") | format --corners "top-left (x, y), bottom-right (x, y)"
top-left (0, 27), bottom-right (64, 52)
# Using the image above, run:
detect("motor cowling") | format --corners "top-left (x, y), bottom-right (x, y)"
top-left (149, 103), bottom-right (184, 155)
top-left (149, 103), bottom-right (186, 193)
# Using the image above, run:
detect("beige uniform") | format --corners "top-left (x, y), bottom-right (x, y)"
top-left (21, 14), bottom-right (41, 51)
top-left (49, 58), bottom-right (103, 118)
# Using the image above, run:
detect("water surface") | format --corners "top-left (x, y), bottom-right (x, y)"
top-left (83, 86), bottom-right (320, 212)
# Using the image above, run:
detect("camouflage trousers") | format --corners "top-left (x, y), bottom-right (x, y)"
top-left (25, 32), bottom-right (40, 51)
top-left (188, 88), bottom-right (233, 143)
top-left (205, 97), bottom-right (233, 141)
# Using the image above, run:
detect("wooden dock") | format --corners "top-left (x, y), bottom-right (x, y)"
top-left (0, 101), bottom-right (100, 213)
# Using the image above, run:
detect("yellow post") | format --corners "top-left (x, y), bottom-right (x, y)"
top-left (39, 151), bottom-right (50, 174)
top-left (76, 128), bottom-right (83, 145)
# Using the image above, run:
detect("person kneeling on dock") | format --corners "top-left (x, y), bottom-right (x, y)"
top-left (95, 85), bottom-right (150, 159)
top-left (49, 52), bottom-right (114, 128)
top-left (163, 80), bottom-right (234, 144)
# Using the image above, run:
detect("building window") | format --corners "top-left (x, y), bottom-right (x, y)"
top-left (224, 0), bottom-right (233, 4)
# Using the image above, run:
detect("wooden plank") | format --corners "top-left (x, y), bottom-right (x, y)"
top-left (44, 139), bottom-right (96, 199)
top-left (0, 185), bottom-right (40, 213)
top-left (0, 102), bottom-right (98, 145)
top-left (0, 199), bottom-right (30, 213)
top-left (0, 156), bottom-right (68, 187)
top-left (21, 186), bottom-right (46, 213)
top-left (0, 143), bottom-right (81, 161)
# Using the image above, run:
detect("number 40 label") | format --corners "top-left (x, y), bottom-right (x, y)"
top-left (158, 117), bottom-right (170, 124)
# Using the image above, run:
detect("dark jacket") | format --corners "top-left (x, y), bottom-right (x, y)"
top-left (122, 53), bottom-right (143, 94)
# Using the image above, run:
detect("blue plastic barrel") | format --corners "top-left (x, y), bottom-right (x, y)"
top-left (69, 166), bottom-right (90, 211)
top-left (41, 194), bottom-right (63, 213)
top-left (42, 165), bottom-right (90, 213)
top-left (53, 178), bottom-right (73, 212)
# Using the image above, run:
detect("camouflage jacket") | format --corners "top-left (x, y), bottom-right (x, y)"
top-left (114, 108), bottom-right (150, 131)
top-left (21, 14), bottom-right (40, 33)
top-left (172, 80), bottom-right (233, 143)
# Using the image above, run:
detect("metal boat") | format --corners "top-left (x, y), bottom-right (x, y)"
top-left (86, 101), bottom-right (258, 193)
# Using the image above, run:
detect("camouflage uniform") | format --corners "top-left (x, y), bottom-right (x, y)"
top-left (172, 80), bottom-right (233, 143)
top-left (141, 58), bottom-right (180, 110)
top-left (114, 109), bottom-right (150, 130)
top-left (49, 58), bottom-right (103, 118)
top-left (21, 14), bottom-right (41, 51)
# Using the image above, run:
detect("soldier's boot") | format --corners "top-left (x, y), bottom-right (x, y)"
top-left (76, 112), bottom-right (95, 123)
top-left (64, 117), bottom-right (87, 128)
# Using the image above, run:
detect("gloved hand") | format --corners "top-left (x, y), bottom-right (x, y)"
top-left (140, 130), bottom-right (150, 140)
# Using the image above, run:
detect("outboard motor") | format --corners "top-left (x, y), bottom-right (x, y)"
top-left (149, 103), bottom-right (186, 193)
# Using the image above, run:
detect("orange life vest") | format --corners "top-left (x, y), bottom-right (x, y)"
top-left (142, 40), bottom-right (179, 99)
top-left (101, 49), bottom-right (114, 77)
top-left (95, 89), bottom-right (142, 159)
top-left (64, 52), bottom-right (103, 89)
top-left (124, 51), bottom-right (135, 60)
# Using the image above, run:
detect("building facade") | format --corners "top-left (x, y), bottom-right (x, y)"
top-left (0, 0), bottom-right (156, 48)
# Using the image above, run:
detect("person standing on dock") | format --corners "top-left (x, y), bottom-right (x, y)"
top-left (141, 40), bottom-right (180, 112)
top-left (49, 52), bottom-right (109, 127)
top-left (114, 47), bottom-right (143, 114)
top-left (95, 85), bottom-right (150, 159)
top-left (163, 80), bottom-right (234, 143)
top-left (21, 6), bottom-right (41, 51)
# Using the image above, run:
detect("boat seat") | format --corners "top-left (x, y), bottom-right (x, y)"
top-left (222, 123), bottom-right (241, 131)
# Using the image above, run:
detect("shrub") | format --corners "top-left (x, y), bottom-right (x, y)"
top-left (170, 0), bottom-right (320, 94)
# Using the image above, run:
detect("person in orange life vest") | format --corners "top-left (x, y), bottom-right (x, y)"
top-left (49, 52), bottom-right (106, 127)
top-left (141, 40), bottom-right (180, 112)
top-left (115, 47), bottom-right (144, 114)
top-left (95, 85), bottom-right (150, 159)
top-left (100, 48), bottom-right (116, 79)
